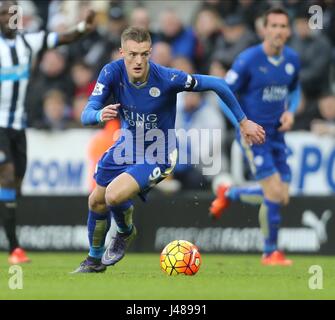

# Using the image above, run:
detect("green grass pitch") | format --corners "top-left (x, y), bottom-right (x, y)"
top-left (0, 253), bottom-right (334, 300)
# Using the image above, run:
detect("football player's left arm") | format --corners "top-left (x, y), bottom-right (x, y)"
top-left (56, 10), bottom-right (95, 46)
top-left (278, 84), bottom-right (302, 132)
top-left (190, 74), bottom-right (265, 145)
top-left (279, 55), bottom-right (302, 132)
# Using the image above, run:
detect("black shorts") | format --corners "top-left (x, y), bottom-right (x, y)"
top-left (0, 128), bottom-right (27, 179)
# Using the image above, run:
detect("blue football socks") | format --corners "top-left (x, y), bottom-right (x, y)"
top-left (225, 186), bottom-right (283, 254)
top-left (110, 200), bottom-right (134, 235)
top-left (88, 210), bottom-right (111, 259)
top-left (259, 198), bottom-right (281, 255)
top-left (227, 185), bottom-right (263, 205)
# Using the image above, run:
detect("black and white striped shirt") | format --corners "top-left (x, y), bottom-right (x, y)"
top-left (0, 31), bottom-right (58, 130)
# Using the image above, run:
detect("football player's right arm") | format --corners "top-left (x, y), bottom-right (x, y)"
top-left (224, 53), bottom-right (250, 93)
top-left (216, 55), bottom-right (248, 128)
top-left (81, 65), bottom-right (118, 126)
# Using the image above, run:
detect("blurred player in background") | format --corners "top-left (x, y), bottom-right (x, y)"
top-left (73, 26), bottom-right (265, 273)
top-left (0, 0), bottom-right (95, 264)
top-left (210, 7), bottom-right (301, 266)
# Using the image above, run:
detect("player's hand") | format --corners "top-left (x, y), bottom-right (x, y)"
top-left (100, 103), bottom-right (120, 122)
top-left (239, 118), bottom-right (265, 145)
top-left (82, 9), bottom-right (96, 34)
top-left (278, 111), bottom-right (294, 132)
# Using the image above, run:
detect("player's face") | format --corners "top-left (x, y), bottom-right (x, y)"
top-left (0, 1), bottom-right (17, 38)
top-left (120, 40), bottom-right (152, 83)
top-left (264, 14), bottom-right (290, 50)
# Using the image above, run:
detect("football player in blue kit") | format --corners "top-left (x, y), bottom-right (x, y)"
top-left (72, 26), bottom-right (266, 273)
top-left (210, 8), bottom-right (301, 265)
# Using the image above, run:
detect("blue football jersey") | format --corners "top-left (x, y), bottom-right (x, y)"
top-left (225, 44), bottom-right (300, 129)
top-left (89, 59), bottom-right (195, 163)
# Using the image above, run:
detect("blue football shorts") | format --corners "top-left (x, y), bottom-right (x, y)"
top-left (237, 130), bottom-right (292, 183)
top-left (94, 147), bottom-right (178, 201)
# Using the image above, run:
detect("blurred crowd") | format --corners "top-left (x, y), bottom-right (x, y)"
top-left (17, 0), bottom-right (335, 188)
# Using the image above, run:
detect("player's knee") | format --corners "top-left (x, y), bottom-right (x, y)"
top-left (88, 193), bottom-right (107, 213)
top-left (265, 184), bottom-right (285, 203)
top-left (0, 167), bottom-right (16, 188)
top-left (105, 191), bottom-right (122, 207)
top-left (0, 177), bottom-right (15, 188)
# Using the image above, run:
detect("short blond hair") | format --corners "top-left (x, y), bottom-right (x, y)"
top-left (121, 26), bottom-right (151, 46)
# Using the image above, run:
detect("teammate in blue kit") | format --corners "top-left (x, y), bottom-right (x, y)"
top-left (209, 8), bottom-right (301, 265)
top-left (72, 26), bottom-right (265, 273)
